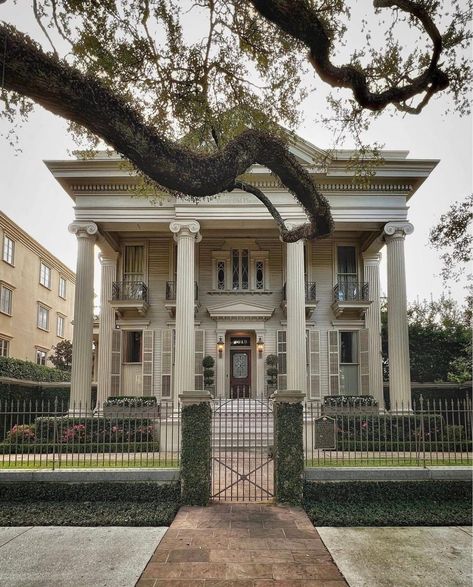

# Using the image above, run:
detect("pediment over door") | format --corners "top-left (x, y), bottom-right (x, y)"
top-left (207, 301), bottom-right (274, 321)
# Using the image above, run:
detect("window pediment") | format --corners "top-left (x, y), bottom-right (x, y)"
top-left (207, 301), bottom-right (274, 321)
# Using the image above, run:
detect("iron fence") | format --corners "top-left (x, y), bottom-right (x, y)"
top-left (0, 399), bottom-right (180, 469)
top-left (304, 396), bottom-right (472, 467)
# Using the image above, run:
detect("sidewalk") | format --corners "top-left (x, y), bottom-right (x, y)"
top-left (137, 503), bottom-right (347, 585)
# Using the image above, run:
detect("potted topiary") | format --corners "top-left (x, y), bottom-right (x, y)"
top-left (202, 355), bottom-right (215, 394)
top-left (265, 354), bottom-right (278, 396)
top-left (103, 396), bottom-right (160, 418)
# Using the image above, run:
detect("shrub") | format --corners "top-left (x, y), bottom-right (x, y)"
top-left (324, 395), bottom-right (378, 407)
top-left (265, 354), bottom-right (278, 388)
top-left (5, 424), bottom-right (36, 444)
top-left (202, 356), bottom-right (215, 390)
top-left (0, 356), bottom-right (70, 382)
top-left (103, 396), bottom-right (157, 407)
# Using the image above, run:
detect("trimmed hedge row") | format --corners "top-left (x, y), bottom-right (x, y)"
top-left (0, 357), bottom-right (70, 382)
top-left (0, 441), bottom-right (160, 454)
top-left (303, 480), bottom-right (472, 526)
top-left (331, 440), bottom-right (472, 452)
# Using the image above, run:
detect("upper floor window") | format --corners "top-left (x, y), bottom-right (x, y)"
top-left (37, 304), bottom-right (50, 331)
top-left (232, 249), bottom-right (249, 290)
top-left (2, 235), bottom-right (14, 265)
top-left (57, 314), bottom-right (65, 338)
top-left (59, 276), bottom-right (67, 299)
top-left (40, 261), bottom-right (52, 288)
top-left (36, 349), bottom-right (47, 366)
top-left (0, 338), bottom-right (9, 357)
top-left (124, 245), bottom-right (144, 282)
top-left (337, 246), bottom-right (357, 284)
top-left (0, 285), bottom-right (12, 315)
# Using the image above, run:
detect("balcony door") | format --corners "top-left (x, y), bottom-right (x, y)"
top-left (337, 246), bottom-right (357, 300)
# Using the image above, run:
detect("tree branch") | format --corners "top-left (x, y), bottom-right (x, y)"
top-left (0, 23), bottom-right (333, 242)
top-left (250, 0), bottom-right (449, 112)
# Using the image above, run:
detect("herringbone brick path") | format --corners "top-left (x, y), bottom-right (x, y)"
top-left (137, 503), bottom-right (348, 586)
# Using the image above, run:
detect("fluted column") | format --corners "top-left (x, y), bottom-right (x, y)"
top-left (285, 236), bottom-right (306, 394)
top-left (170, 220), bottom-right (201, 404)
top-left (362, 252), bottom-right (384, 408)
top-left (96, 252), bottom-right (118, 408)
top-left (384, 222), bottom-right (414, 411)
top-left (68, 221), bottom-right (98, 412)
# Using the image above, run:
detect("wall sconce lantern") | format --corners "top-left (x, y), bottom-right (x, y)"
top-left (217, 337), bottom-right (224, 357)
top-left (257, 337), bottom-right (264, 357)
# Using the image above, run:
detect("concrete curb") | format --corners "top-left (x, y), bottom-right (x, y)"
top-left (304, 466), bottom-right (472, 481)
top-left (0, 468), bottom-right (179, 482)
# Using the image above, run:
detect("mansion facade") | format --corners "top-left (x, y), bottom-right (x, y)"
top-left (46, 136), bottom-right (437, 409)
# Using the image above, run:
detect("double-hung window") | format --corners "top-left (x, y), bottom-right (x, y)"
top-left (37, 304), bottom-right (50, 331)
top-left (0, 338), bottom-right (9, 357)
top-left (0, 285), bottom-right (12, 315)
top-left (57, 315), bottom-right (65, 338)
top-left (59, 277), bottom-right (67, 299)
top-left (40, 261), bottom-right (52, 288)
top-left (337, 246), bottom-right (357, 300)
top-left (2, 235), bottom-right (14, 265)
top-left (36, 349), bottom-right (47, 366)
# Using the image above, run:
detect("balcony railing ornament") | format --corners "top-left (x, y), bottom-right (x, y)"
top-left (112, 281), bottom-right (148, 302)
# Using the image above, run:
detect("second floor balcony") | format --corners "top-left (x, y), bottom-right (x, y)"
top-left (281, 281), bottom-right (318, 319)
top-left (110, 281), bottom-right (149, 316)
top-left (332, 281), bottom-right (371, 318)
top-left (165, 281), bottom-right (199, 318)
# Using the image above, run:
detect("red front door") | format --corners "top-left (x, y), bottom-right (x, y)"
top-left (230, 349), bottom-right (251, 398)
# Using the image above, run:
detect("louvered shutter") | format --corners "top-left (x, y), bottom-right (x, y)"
top-left (142, 330), bottom-right (154, 396)
top-left (308, 330), bottom-right (321, 399)
top-left (328, 330), bottom-right (340, 395)
top-left (161, 328), bottom-right (173, 398)
top-left (277, 330), bottom-right (287, 390)
top-left (359, 328), bottom-right (370, 394)
top-left (110, 329), bottom-right (122, 396)
top-left (195, 329), bottom-right (205, 390)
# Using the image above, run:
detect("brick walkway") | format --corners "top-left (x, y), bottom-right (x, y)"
top-left (137, 503), bottom-right (348, 586)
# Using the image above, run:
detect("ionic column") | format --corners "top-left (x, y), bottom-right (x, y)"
top-left (384, 222), bottom-right (414, 411)
top-left (170, 220), bottom-right (201, 404)
top-left (96, 252), bottom-right (118, 408)
top-left (68, 222), bottom-right (98, 412)
top-left (285, 236), bottom-right (306, 394)
top-left (362, 252), bottom-right (384, 408)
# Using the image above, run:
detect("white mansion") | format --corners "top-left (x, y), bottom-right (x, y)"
top-left (46, 135), bottom-right (437, 409)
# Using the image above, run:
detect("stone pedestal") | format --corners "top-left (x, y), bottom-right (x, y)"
top-left (384, 222), bottom-right (414, 411)
top-left (68, 222), bottom-right (98, 413)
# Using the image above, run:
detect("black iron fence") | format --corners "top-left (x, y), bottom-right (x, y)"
top-left (0, 399), bottom-right (180, 469)
top-left (112, 281), bottom-right (149, 302)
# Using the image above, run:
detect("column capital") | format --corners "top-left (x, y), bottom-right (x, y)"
top-left (362, 251), bottom-right (382, 265)
top-left (170, 220), bottom-right (201, 242)
top-left (98, 251), bottom-right (118, 266)
top-left (384, 222), bottom-right (414, 241)
top-left (68, 221), bottom-right (98, 239)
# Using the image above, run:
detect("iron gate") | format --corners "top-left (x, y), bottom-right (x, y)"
top-left (211, 397), bottom-right (274, 501)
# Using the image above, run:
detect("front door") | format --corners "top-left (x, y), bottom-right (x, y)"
top-left (230, 349), bottom-right (251, 398)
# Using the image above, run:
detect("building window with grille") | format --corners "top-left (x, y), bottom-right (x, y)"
top-left (39, 261), bottom-right (52, 288)
top-left (36, 349), bottom-right (47, 366)
top-left (124, 245), bottom-right (144, 282)
top-left (232, 249), bottom-right (249, 290)
top-left (123, 331), bottom-right (142, 363)
top-left (255, 260), bottom-right (264, 290)
top-left (0, 338), bottom-right (9, 357)
top-left (57, 315), bottom-right (65, 338)
top-left (37, 304), bottom-right (50, 331)
top-left (0, 285), bottom-right (12, 315)
top-left (59, 276), bottom-right (67, 299)
top-left (339, 331), bottom-right (359, 395)
top-left (2, 235), bottom-right (14, 265)
top-left (216, 260), bottom-right (226, 290)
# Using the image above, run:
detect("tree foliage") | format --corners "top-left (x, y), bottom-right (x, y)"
top-left (49, 339), bottom-right (73, 372)
top-left (382, 297), bottom-right (471, 383)
top-left (0, 1), bottom-right (471, 240)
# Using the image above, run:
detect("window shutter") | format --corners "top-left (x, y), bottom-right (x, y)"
top-left (110, 329), bottom-right (122, 396)
top-left (195, 329), bottom-right (205, 390)
top-left (277, 330), bottom-right (287, 390)
top-left (359, 328), bottom-right (370, 394)
top-left (161, 329), bottom-right (173, 398)
top-left (309, 330), bottom-right (321, 399)
top-left (142, 330), bottom-right (154, 396)
top-left (328, 330), bottom-right (340, 395)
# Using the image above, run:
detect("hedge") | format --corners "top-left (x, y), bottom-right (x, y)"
top-left (303, 480), bottom-right (472, 526)
top-left (0, 481), bottom-right (180, 526)
top-left (383, 383), bottom-right (472, 410)
top-left (274, 401), bottom-right (304, 505)
top-left (330, 440), bottom-right (472, 452)
top-left (0, 356), bottom-right (70, 382)
top-left (180, 402), bottom-right (212, 506)
top-left (0, 441), bottom-right (160, 454)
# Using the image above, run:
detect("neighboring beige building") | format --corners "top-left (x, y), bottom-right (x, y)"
top-left (0, 211), bottom-right (75, 365)
top-left (46, 133), bottom-right (437, 409)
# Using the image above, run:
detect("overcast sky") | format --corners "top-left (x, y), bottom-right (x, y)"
top-left (0, 3), bottom-right (471, 306)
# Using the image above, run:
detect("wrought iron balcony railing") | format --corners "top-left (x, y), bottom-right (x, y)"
top-left (166, 281), bottom-right (199, 301)
top-left (112, 281), bottom-right (148, 302)
top-left (282, 282), bottom-right (317, 302)
top-left (333, 282), bottom-right (369, 302)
